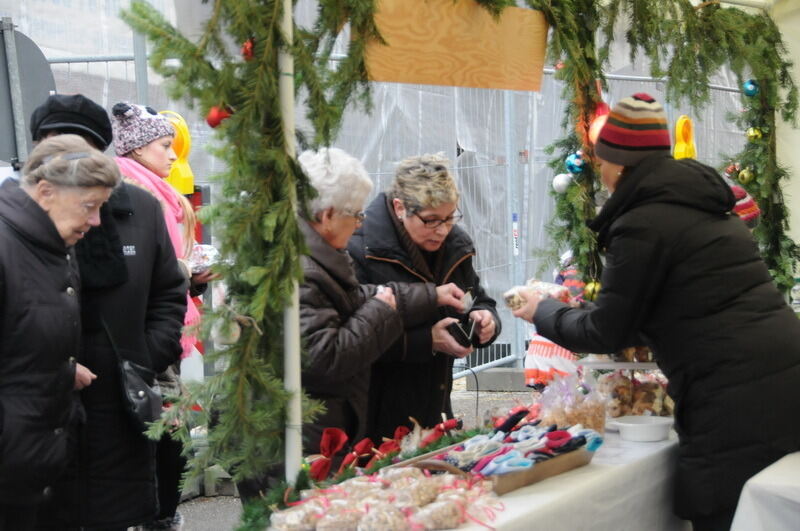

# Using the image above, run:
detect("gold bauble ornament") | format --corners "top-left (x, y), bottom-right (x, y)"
top-left (583, 281), bottom-right (601, 301)
top-left (737, 167), bottom-right (755, 185)
top-left (746, 127), bottom-right (762, 142)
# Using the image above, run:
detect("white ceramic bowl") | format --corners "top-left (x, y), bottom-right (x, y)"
top-left (612, 416), bottom-right (673, 442)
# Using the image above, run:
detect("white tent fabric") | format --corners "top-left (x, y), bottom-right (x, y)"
top-left (1, 0), bottom-right (747, 356)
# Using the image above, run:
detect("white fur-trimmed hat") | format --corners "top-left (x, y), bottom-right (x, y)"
top-left (110, 102), bottom-right (175, 156)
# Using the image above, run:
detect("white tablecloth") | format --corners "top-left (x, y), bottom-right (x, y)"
top-left (731, 451), bottom-right (800, 531)
top-left (462, 431), bottom-right (691, 531)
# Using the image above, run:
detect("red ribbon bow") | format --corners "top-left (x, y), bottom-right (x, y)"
top-left (308, 427), bottom-right (348, 481)
top-left (365, 425), bottom-right (411, 469)
top-left (337, 437), bottom-right (374, 475)
top-left (420, 417), bottom-right (463, 448)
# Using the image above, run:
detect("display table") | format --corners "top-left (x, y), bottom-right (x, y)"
top-left (731, 451), bottom-right (800, 531)
top-left (461, 431), bottom-right (690, 530)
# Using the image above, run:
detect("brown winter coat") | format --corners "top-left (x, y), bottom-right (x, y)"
top-left (299, 219), bottom-right (440, 453)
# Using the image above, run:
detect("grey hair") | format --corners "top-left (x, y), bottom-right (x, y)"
top-left (388, 152), bottom-right (458, 212)
top-left (22, 134), bottom-right (121, 189)
top-left (299, 147), bottom-right (373, 216)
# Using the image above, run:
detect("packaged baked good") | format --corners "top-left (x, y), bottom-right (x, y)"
top-left (269, 499), bottom-right (326, 530)
top-left (356, 503), bottom-right (410, 531)
top-left (408, 500), bottom-right (464, 530)
top-left (504, 280), bottom-right (571, 310)
top-left (188, 243), bottom-right (220, 274)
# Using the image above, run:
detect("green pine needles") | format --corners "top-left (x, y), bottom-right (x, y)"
top-left (120, 0), bottom-right (384, 498)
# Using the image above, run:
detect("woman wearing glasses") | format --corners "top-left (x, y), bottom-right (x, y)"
top-left (291, 148), bottom-right (463, 475)
top-left (348, 153), bottom-right (501, 443)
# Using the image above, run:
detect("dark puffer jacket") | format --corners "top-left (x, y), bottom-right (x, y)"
top-left (534, 154), bottom-right (800, 520)
top-left (347, 193), bottom-right (501, 442)
top-left (41, 183), bottom-right (187, 529)
top-left (0, 179), bottom-right (82, 506)
top-left (299, 219), bottom-right (442, 453)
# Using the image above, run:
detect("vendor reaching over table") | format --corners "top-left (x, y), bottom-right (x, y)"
top-left (511, 93), bottom-right (800, 531)
top-left (348, 153), bottom-right (501, 444)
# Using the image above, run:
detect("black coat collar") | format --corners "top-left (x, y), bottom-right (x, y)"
top-left (355, 192), bottom-right (475, 282)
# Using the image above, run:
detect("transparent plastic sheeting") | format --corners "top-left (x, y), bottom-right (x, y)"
top-left (1, 0), bottom-right (746, 351)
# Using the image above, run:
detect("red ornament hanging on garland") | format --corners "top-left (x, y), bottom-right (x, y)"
top-left (206, 106), bottom-right (232, 128)
top-left (241, 38), bottom-right (255, 61)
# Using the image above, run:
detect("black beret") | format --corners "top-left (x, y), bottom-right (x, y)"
top-left (30, 94), bottom-right (113, 151)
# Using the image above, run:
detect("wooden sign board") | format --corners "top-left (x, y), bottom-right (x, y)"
top-left (364, 0), bottom-right (548, 91)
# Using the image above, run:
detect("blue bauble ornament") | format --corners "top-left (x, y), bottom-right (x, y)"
top-left (565, 151), bottom-right (584, 174)
top-left (742, 79), bottom-right (760, 98)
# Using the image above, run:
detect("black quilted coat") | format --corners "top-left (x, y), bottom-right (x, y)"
top-left (0, 180), bottom-right (82, 506)
top-left (535, 154), bottom-right (800, 520)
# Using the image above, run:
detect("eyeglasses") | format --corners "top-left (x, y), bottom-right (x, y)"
top-left (340, 210), bottom-right (366, 223)
top-left (412, 209), bottom-right (463, 229)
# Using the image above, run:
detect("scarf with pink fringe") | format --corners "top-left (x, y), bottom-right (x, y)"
top-left (116, 156), bottom-right (201, 359)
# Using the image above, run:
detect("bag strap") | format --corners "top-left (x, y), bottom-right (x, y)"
top-left (101, 317), bottom-right (124, 363)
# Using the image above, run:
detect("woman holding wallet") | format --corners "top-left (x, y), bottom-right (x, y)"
top-left (348, 153), bottom-right (501, 443)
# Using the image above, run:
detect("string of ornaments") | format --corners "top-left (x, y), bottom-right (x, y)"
top-left (725, 79), bottom-right (761, 186)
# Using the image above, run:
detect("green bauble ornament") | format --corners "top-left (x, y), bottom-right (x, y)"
top-left (738, 168), bottom-right (755, 184)
top-left (746, 127), bottom-right (762, 142)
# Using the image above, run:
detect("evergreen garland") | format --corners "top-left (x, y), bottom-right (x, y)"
top-left (120, 0), bottom-right (364, 490)
top-left (603, 0), bottom-right (799, 291)
top-left (527, 0), bottom-right (606, 281)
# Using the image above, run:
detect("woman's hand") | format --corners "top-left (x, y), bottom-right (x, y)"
top-left (74, 363), bottom-right (97, 390)
top-left (374, 285), bottom-right (397, 310)
top-left (470, 309), bottom-right (496, 345)
top-left (191, 269), bottom-right (221, 285)
top-left (432, 317), bottom-right (473, 358)
top-left (435, 283), bottom-right (465, 312)
top-left (511, 288), bottom-right (543, 323)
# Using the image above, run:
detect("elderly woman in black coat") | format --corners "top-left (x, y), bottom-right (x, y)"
top-left (512, 93), bottom-right (800, 531)
top-left (0, 134), bottom-right (120, 530)
top-left (297, 148), bottom-right (465, 466)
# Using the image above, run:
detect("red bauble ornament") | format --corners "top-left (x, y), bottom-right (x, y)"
top-left (206, 106), bottom-right (232, 128)
top-left (241, 38), bottom-right (254, 61)
top-left (555, 61), bottom-right (565, 70)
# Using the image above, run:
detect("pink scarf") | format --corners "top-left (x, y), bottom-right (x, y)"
top-left (116, 156), bottom-right (201, 359)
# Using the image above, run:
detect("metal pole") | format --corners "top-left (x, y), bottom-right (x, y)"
top-left (279, 0), bottom-right (302, 486)
top-left (2, 17), bottom-right (28, 165)
top-left (503, 91), bottom-right (525, 366)
top-left (133, 32), bottom-right (149, 105)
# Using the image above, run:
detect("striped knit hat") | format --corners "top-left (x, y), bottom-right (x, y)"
top-left (730, 185), bottom-right (761, 229)
top-left (595, 93), bottom-right (671, 167)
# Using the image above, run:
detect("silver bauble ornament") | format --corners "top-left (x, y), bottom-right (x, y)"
top-left (552, 173), bottom-right (574, 194)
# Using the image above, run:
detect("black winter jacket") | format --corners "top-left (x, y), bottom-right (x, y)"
top-left (0, 180), bottom-right (82, 506)
top-left (347, 193), bottom-right (500, 442)
top-left (53, 183), bottom-right (186, 528)
top-left (535, 154), bottom-right (800, 519)
top-left (299, 219), bottom-right (441, 453)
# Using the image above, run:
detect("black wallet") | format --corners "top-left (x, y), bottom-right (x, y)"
top-left (446, 316), bottom-right (476, 347)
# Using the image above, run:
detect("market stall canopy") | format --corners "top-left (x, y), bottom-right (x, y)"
top-left (364, 0), bottom-right (548, 91)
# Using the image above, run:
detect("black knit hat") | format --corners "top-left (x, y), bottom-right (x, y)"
top-left (30, 94), bottom-right (113, 151)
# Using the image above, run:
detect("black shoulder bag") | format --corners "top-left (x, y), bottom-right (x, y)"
top-left (102, 319), bottom-right (162, 433)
